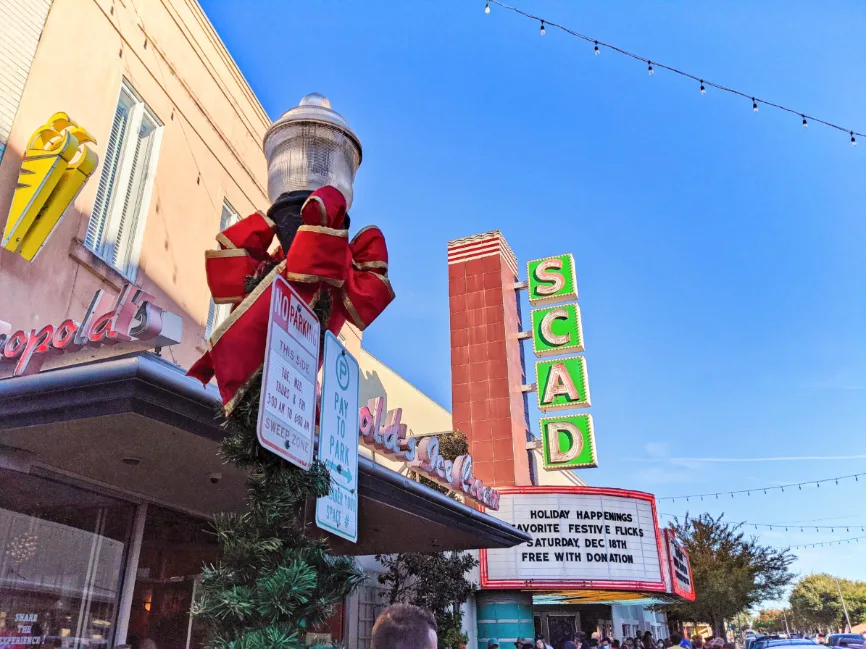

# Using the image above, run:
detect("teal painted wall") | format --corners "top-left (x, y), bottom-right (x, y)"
top-left (477, 591), bottom-right (535, 649)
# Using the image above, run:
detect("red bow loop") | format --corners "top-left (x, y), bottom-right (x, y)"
top-left (343, 225), bottom-right (395, 330)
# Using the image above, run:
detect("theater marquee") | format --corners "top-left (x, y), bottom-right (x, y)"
top-left (481, 487), bottom-right (667, 592)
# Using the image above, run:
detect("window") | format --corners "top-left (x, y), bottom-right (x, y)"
top-left (204, 201), bottom-right (241, 339)
top-left (0, 468), bottom-right (136, 648)
top-left (356, 584), bottom-right (386, 649)
top-left (84, 80), bottom-right (162, 280)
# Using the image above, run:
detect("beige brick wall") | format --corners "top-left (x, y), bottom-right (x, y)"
top-left (0, 0), bottom-right (52, 161)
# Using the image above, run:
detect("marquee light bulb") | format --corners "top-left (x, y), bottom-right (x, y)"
top-left (540, 21), bottom-right (545, 36)
top-left (485, 2), bottom-right (490, 14)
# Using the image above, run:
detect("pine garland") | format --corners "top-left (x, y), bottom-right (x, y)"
top-left (193, 269), bottom-right (365, 649)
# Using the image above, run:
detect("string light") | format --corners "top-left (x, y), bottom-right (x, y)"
top-left (786, 534), bottom-right (866, 550)
top-left (802, 115), bottom-right (808, 129)
top-left (648, 61), bottom-right (654, 76)
top-left (485, 1), bottom-right (491, 14)
top-left (485, 0), bottom-right (863, 146)
top-left (700, 80), bottom-right (706, 95)
top-left (594, 41), bottom-right (599, 55)
top-left (658, 471), bottom-right (866, 501)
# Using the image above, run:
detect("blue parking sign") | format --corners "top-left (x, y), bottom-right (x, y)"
top-left (315, 332), bottom-right (360, 542)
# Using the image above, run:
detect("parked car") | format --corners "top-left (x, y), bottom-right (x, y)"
top-left (752, 639), bottom-right (818, 649)
top-left (827, 635), bottom-right (865, 647)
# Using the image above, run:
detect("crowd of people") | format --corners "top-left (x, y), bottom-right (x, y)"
top-left (367, 602), bottom-right (734, 649)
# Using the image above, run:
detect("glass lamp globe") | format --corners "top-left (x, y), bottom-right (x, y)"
top-left (263, 93), bottom-right (362, 209)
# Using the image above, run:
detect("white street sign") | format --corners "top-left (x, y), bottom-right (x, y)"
top-left (257, 276), bottom-right (320, 470)
top-left (316, 332), bottom-right (360, 542)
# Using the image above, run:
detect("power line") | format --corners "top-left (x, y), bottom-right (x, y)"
top-left (484, 0), bottom-right (862, 146)
top-left (656, 471), bottom-right (865, 502)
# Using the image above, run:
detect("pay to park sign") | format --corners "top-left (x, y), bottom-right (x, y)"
top-left (316, 332), bottom-right (360, 543)
top-left (257, 276), bottom-right (320, 470)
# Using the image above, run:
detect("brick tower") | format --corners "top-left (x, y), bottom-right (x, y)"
top-left (447, 231), bottom-right (533, 487)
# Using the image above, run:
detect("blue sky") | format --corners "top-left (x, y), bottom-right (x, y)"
top-left (199, 0), bottom-right (866, 592)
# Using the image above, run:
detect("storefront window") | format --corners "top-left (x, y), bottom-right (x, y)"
top-left (127, 507), bottom-right (219, 649)
top-left (0, 468), bottom-right (135, 648)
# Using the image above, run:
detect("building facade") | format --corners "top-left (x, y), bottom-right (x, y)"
top-left (0, 2), bottom-right (526, 649)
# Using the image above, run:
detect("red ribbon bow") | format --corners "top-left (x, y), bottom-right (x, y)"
top-left (189, 186), bottom-right (394, 412)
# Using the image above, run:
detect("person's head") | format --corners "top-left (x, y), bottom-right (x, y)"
top-left (488, 640), bottom-right (500, 649)
top-left (601, 638), bottom-right (611, 648)
top-left (371, 604), bottom-right (437, 649)
top-left (626, 640), bottom-right (635, 648)
top-left (645, 632), bottom-right (654, 639)
top-left (613, 640), bottom-right (621, 649)
top-left (658, 640), bottom-right (666, 648)
top-left (723, 643), bottom-right (735, 649)
top-left (516, 639), bottom-right (535, 649)
top-left (693, 638), bottom-right (704, 648)
top-left (578, 632), bottom-right (588, 642)
top-left (537, 639), bottom-right (547, 649)
top-left (671, 632), bottom-right (684, 645)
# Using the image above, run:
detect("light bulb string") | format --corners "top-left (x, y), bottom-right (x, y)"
top-left (486, 0), bottom-right (864, 139)
top-left (657, 471), bottom-right (865, 502)
top-left (659, 512), bottom-right (866, 533)
top-left (786, 534), bottom-right (866, 550)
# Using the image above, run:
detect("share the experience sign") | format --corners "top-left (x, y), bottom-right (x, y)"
top-left (316, 332), bottom-right (360, 542)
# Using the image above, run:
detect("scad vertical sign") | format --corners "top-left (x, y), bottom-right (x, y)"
top-left (257, 275), bottom-right (320, 470)
top-left (526, 253), bottom-right (598, 470)
top-left (316, 332), bottom-right (360, 542)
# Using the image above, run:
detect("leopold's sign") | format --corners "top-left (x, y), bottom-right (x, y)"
top-left (0, 283), bottom-right (182, 377)
top-left (358, 397), bottom-right (501, 510)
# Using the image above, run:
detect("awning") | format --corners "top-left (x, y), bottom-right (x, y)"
top-left (0, 352), bottom-right (529, 555)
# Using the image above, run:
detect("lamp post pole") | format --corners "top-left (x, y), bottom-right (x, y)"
top-left (835, 579), bottom-right (853, 632)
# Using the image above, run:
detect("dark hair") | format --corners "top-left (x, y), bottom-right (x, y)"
top-left (671, 633), bottom-right (683, 645)
top-left (372, 604), bottom-right (437, 649)
top-left (613, 640), bottom-right (621, 648)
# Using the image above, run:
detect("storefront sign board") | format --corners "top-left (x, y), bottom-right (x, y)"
top-left (481, 487), bottom-right (666, 592)
top-left (531, 302), bottom-right (584, 357)
top-left (540, 414), bottom-right (597, 470)
top-left (316, 332), bottom-right (360, 542)
top-left (535, 355), bottom-right (591, 411)
top-left (357, 399), bottom-right (502, 510)
top-left (3, 113), bottom-right (98, 262)
top-left (257, 275), bottom-right (320, 470)
top-left (527, 254), bottom-right (578, 306)
top-left (664, 529), bottom-right (696, 601)
top-left (0, 282), bottom-right (182, 378)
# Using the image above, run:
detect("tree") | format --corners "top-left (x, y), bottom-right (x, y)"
top-left (192, 261), bottom-right (365, 649)
top-left (659, 513), bottom-right (796, 637)
top-left (753, 609), bottom-right (788, 634)
top-left (790, 574), bottom-right (866, 632)
top-left (378, 431), bottom-right (478, 649)
top-left (191, 380), bottom-right (366, 648)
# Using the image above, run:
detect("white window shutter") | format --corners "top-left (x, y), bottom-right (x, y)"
top-left (84, 101), bottom-right (130, 250)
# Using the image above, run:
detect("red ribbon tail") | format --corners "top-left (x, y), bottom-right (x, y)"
top-left (187, 350), bottom-right (215, 385)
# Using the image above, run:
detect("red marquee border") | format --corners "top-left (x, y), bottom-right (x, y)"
top-left (480, 486), bottom-right (668, 592)
top-left (664, 528), bottom-right (697, 601)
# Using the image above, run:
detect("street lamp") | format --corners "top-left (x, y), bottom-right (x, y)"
top-left (263, 93), bottom-right (362, 250)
